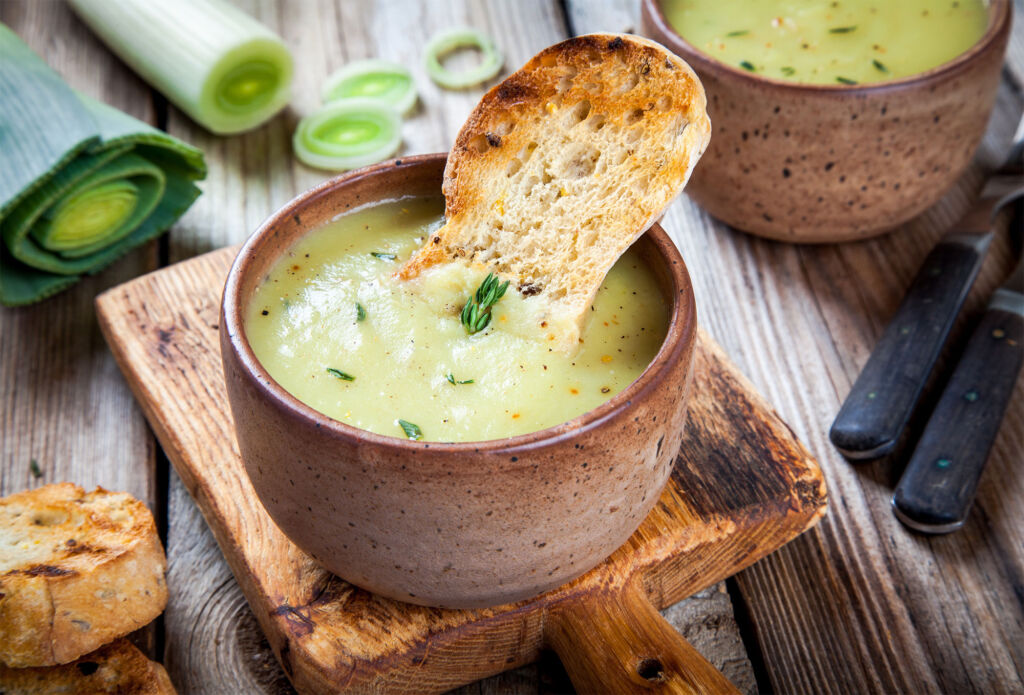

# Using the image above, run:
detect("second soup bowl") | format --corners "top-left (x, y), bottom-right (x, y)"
top-left (220, 153), bottom-right (698, 608)
top-left (641, 0), bottom-right (1011, 242)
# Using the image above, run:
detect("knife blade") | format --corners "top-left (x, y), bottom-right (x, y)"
top-left (830, 117), bottom-right (1024, 460)
top-left (892, 251), bottom-right (1024, 533)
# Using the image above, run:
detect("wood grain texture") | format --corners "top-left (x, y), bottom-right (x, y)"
top-left (568, 1), bottom-right (1024, 693)
top-left (0, 0), bottom-right (156, 504)
top-left (156, 1), bottom-right (756, 692)
top-left (95, 245), bottom-right (824, 694)
top-left (0, 0), bottom-right (163, 662)
top-left (545, 578), bottom-right (740, 694)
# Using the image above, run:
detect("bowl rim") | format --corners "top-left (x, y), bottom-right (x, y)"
top-left (640, 0), bottom-right (1011, 95)
top-left (221, 152), bottom-right (697, 458)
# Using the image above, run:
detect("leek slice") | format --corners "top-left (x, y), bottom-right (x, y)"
top-left (0, 25), bottom-right (206, 306)
top-left (68, 0), bottom-right (293, 135)
top-left (293, 99), bottom-right (402, 172)
top-left (322, 59), bottom-right (417, 116)
top-left (424, 27), bottom-right (503, 89)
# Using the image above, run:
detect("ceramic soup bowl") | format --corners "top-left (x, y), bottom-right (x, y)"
top-left (641, 0), bottom-right (1011, 242)
top-left (220, 154), bottom-right (697, 608)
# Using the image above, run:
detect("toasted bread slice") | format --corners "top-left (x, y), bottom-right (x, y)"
top-left (0, 484), bottom-right (167, 667)
top-left (401, 33), bottom-right (710, 349)
top-left (0, 638), bottom-right (176, 694)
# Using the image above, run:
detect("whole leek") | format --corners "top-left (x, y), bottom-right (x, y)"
top-left (0, 25), bottom-right (206, 306)
top-left (69, 0), bottom-right (293, 135)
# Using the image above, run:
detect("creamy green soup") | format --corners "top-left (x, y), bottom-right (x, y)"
top-left (245, 197), bottom-right (669, 442)
top-left (661, 0), bottom-right (988, 85)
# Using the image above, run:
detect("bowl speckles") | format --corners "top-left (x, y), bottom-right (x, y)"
top-left (641, 0), bottom-right (1011, 243)
top-left (220, 154), bottom-right (697, 608)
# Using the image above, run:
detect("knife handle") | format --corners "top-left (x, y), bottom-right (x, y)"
top-left (892, 306), bottom-right (1024, 533)
top-left (830, 234), bottom-right (991, 460)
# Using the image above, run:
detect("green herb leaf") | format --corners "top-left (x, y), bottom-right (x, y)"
top-left (739, 60), bottom-right (756, 72)
top-left (446, 373), bottom-right (474, 385)
top-left (461, 272), bottom-right (510, 335)
top-left (29, 458), bottom-right (42, 478)
top-left (836, 76), bottom-right (858, 85)
top-left (781, 66), bottom-right (796, 76)
top-left (371, 251), bottom-right (396, 260)
top-left (829, 26), bottom-right (857, 33)
top-left (326, 367), bottom-right (355, 381)
top-left (398, 419), bottom-right (423, 440)
top-left (356, 303), bottom-right (366, 321)
top-left (872, 59), bottom-right (889, 73)
top-left (725, 30), bottom-right (749, 37)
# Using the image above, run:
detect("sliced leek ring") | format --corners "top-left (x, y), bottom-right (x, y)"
top-left (293, 98), bottom-right (401, 172)
top-left (322, 59), bottom-right (417, 116)
top-left (423, 27), bottom-right (503, 89)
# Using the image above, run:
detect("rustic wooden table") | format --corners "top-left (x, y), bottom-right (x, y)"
top-left (2, 1), bottom-right (1022, 693)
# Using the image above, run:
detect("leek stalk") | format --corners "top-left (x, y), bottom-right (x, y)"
top-left (0, 24), bottom-right (206, 306)
top-left (69, 0), bottom-right (293, 135)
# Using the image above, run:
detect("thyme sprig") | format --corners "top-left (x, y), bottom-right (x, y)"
top-left (460, 273), bottom-right (509, 335)
top-left (829, 26), bottom-right (857, 33)
top-left (446, 373), bottom-right (474, 385)
top-left (356, 303), bottom-right (366, 321)
top-left (371, 251), bottom-right (396, 260)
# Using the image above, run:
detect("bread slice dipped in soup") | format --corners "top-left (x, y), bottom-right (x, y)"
top-left (246, 34), bottom-right (711, 442)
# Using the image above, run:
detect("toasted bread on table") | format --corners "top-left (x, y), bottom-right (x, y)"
top-left (401, 33), bottom-right (711, 350)
top-left (0, 638), bottom-right (176, 694)
top-left (0, 483), bottom-right (167, 667)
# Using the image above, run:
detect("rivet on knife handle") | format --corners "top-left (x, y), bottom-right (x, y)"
top-left (830, 233), bottom-right (990, 460)
top-left (892, 305), bottom-right (1023, 533)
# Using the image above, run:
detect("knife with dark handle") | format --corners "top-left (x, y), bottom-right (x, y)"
top-left (830, 118), bottom-right (1024, 461)
top-left (829, 233), bottom-right (992, 459)
top-left (892, 267), bottom-right (1024, 533)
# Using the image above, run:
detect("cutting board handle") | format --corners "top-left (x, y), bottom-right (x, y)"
top-left (545, 578), bottom-right (740, 694)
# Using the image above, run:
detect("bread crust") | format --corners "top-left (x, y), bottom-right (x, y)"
top-left (401, 33), bottom-right (710, 349)
top-left (0, 484), bottom-right (168, 667)
top-left (0, 638), bottom-right (176, 694)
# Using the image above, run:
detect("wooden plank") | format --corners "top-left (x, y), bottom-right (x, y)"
top-left (567, 1), bottom-right (1024, 692)
top-left (0, 2), bottom-right (157, 549)
top-left (0, 0), bottom-right (161, 659)
top-left (97, 242), bottom-right (821, 693)
top-left (158, 2), bottom-right (756, 692)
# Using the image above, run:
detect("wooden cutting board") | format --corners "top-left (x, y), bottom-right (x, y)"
top-left (96, 246), bottom-right (826, 695)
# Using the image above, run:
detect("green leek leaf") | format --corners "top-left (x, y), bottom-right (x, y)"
top-left (0, 24), bottom-right (206, 306)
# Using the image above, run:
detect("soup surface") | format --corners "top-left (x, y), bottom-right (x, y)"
top-left (661, 0), bottom-right (988, 85)
top-left (246, 197), bottom-right (670, 442)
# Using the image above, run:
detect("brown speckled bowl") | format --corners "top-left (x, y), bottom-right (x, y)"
top-left (641, 0), bottom-right (1011, 242)
top-left (220, 154), bottom-right (697, 608)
